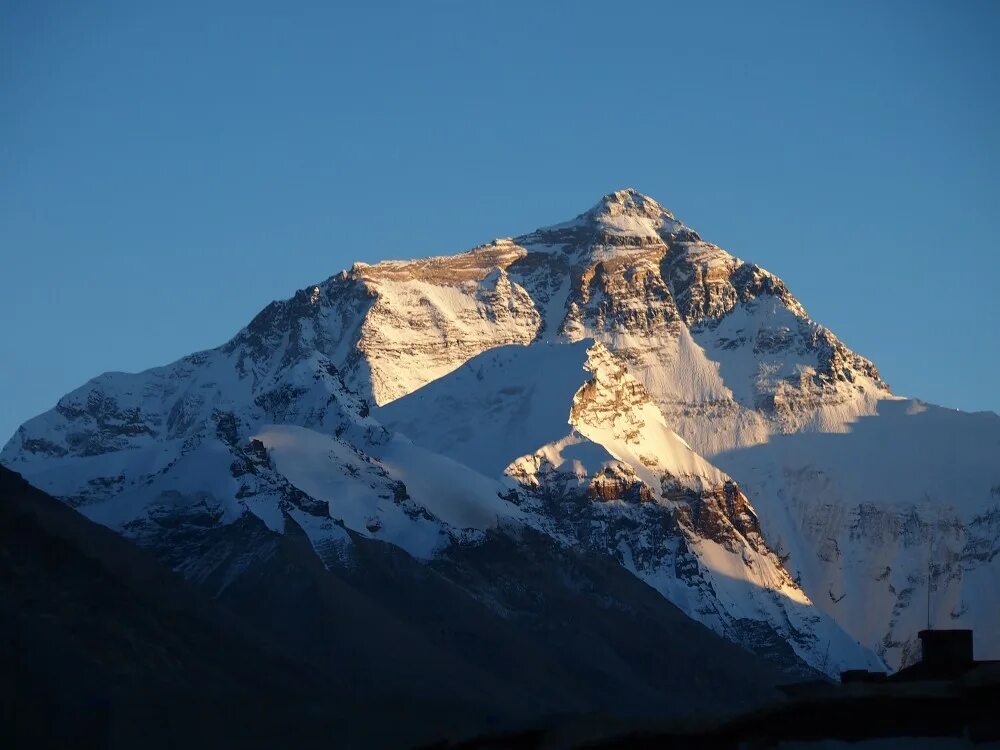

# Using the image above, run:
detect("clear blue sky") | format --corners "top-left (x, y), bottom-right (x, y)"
top-left (2, 0), bottom-right (998, 444)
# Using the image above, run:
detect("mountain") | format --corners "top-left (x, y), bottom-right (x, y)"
top-left (4, 188), bottom-right (998, 678)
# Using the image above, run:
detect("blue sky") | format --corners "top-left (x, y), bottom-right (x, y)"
top-left (2, 0), bottom-right (998, 443)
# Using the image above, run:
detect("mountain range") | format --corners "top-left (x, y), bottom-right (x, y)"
top-left (4, 189), bottom-right (998, 736)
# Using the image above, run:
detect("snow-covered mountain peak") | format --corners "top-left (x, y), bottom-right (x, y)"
top-left (579, 188), bottom-right (683, 241)
top-left (4, 189), bottom-right (996, 676)
top-left (587, 187), bottom-right (672, 223)
top-left (516, 189), bottom-right (699, 254)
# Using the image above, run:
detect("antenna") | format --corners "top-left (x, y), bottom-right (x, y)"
top-left (925, 496), bottom-right (934, 632)
top-left (926, 555), bottom-right (932, 630)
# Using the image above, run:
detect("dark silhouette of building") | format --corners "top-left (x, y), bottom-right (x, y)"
top-left (840, 628), bottom-right (995, 685)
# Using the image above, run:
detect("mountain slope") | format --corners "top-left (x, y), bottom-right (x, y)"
top-left (380, 341), bottom-right (877, 673)
top-left (1, 466), bottom-right (803, 748)
top-left (0, 465), bottom-right (357, 748)
top-left (715, 400), bottom-right (1000, 667)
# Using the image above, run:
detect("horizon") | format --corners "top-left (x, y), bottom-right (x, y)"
top-left (2, 0), bottom-right (999, 444)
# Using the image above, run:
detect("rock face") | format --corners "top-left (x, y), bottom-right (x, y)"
top-left (3, 189), bottom-right (998, 674)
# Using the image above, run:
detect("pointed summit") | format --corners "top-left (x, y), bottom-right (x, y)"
top-left (518, 188), bottom-right (699, 250)
top-left (585, 188), bottom-right (672, 224)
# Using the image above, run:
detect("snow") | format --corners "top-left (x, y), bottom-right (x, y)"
top-left (352, 262), bottom-right (541, 405)
top-left (256, 424), bottom-right (519, 559)
top-left (717, 399), bottom-right (1000, 526)
top-left (584, 210), bottom-right (663, 239)
top-left (715, 398), bottom-right (1000, 666)
top-left (377, 341), bottom-right (592, 477)
top-left (81, 439), bottom-right (249, 529)
top-left (256, 424), bottom-right (448, 558)
top-left (517, 189), bottom-right (684, 256)
top-left (539, 273), bottom-right (571, 341)
top-left (528, 433), bottom-right (617, 480)
top-left (378, 340), bottom-right (726, 491)
top-left (693, 299), bottom-right (804, 407)
top-left (573, 342), bottom-right (727, 490)
top-left (658, 324), bottom-right (733, 404)
top-left (374, 434), bottom-right (523, 531)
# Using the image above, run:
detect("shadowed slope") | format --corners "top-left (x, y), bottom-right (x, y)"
top-left (2, 466), bottom-right (802, 747)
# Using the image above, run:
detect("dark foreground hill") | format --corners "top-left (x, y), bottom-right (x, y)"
top-left (0, 465), bottom-right (807, 747)
top-left (0, 465), bottom-right (351, 748)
